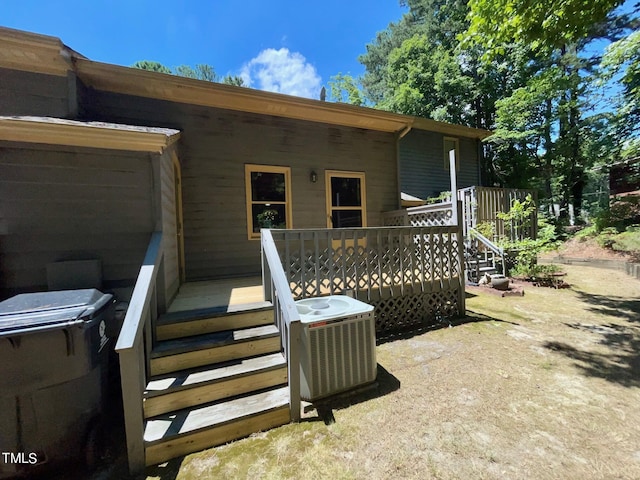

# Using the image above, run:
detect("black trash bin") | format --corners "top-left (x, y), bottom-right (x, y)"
top-left (0, 289), bottom-right (115, 478)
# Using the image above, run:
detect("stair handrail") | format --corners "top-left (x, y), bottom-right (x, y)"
top-left (115, 231), bottom-right (164, 474)
top-left (468, 227), bottom-right (506, 275)
top-left (260, 228), bottom-right (302, 422)
top-left (406, 200), bottom-right (454, 215)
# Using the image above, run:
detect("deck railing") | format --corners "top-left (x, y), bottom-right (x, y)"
top-left (261, 229), bottom-right (302, 422)
top-left (465, 227), bottom-right (507, 283)
top-left (382, 201), bottom-right (455, 229)
top-left (270, 226), bottom-right (465, 333)
top-left (458, 186), bottom-right (537, 240)
top-left (115, 232), bottom-right (165, 474)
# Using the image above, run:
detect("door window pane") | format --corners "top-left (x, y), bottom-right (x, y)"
top-left (332, 210), bottom-right (363, 228)
top-left (331, 177), bottom-right (362, 207)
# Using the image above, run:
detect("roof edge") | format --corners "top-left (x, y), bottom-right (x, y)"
top-left (0, 26), bottom-right (492, 139)
top-left (0, 116), bottom-right (181, 153)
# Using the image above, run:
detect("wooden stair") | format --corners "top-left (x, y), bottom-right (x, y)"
top-left (144, 304), bottom-right (290, 466)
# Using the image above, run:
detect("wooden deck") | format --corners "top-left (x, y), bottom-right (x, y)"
top-left (168, 276), bottom-right (265, 312)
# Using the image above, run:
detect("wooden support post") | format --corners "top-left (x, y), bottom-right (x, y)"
top-left (261, 234), bottom-right (273, 303)
top-left (457, 201), bottom-right (466, 315)
top-left (449, 150), bottom-right (458, 226)
top-left (288, 320), bottom-right (302, 422)
top-left (119, 347), bottom-right (146, 474)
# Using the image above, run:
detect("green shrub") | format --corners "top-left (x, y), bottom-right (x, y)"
top-left (499, 214), bottom-right (559, 275)
top-left (474, 221), bottom-right (495, 240)
top-left (611, 229), bottom-right (640, 253)
top-left (496, 194), bottom-right (536, 242)
top-left (511, 262), bottom-right (560, 279)
top-left (426, 191), bottom-right (452, 204)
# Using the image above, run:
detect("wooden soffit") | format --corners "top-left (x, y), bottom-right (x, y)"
top-left (411, 117), bottom-right (492, 140)
top-left (0, 26), bottom-right (492, 139)
top-left (75, 59), bottom-right (416, 133)
top-left (0, 116), bottom-right (181, 153)
top-left (0, 27), bottom-right (72, 77)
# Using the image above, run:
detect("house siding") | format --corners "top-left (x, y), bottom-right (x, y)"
top-left (80, 90), bottom-right (398, 280)
top-left (0, 142), bottom-right (155, 298)
top-left (399, 129), bottom-right (479, 201)
top-left (0, 67), bottom-right (74, 118)
top-left (157, 147), bottom-right (180, 302)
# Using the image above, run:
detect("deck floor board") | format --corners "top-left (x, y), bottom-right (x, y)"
top-left (168, 276), bottom-right (264, 312)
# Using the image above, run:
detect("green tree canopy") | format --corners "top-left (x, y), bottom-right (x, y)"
top-left (600, 29), bottom-right (640, 154)
top-left (465, 0), bottom-right (625, 53)
top-left (328, 73), bottom-right (365, 106)
top-left (174, 64), bottom-right (218, 82)
top-left (132, 61), bottom-right (246, 87)
top-left (131, 60), bottom-right (172, 74)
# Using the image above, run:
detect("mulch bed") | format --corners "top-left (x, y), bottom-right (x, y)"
top-left (467, 273), bottom-right (570, 297)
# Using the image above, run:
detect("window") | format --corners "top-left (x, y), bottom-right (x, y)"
top-left (245, 165), bottom-right (292, 239)
top-left (443, 137), bottom-right (460, 171)
top-left (325, 171), bottom-right (367, 228)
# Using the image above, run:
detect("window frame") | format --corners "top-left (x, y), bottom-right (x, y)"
top-left (325, 170), bottom-right (367, 228)
top-left (245, 164), bottom-right (292, 240)
top-left (443, 137), bottom-right (460, 171)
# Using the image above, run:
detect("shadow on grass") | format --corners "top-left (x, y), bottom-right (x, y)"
top-left (307, 363), bottom-right (401, 425)
top-left (542, 290), bottom-right (640, 388)
top-left (308, 310), bottom-right (520, 425)
top-left (572, 290), bottom-right (640, 323)
top-left (376, 310), bottom-right (519, 346)
top-left (142, 457), bottom-right (184, 480)
top-left (544, 339), bottom-right (640, 388)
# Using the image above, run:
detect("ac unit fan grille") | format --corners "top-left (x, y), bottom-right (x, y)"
top-left (302, 313), bottom-right (376, 401)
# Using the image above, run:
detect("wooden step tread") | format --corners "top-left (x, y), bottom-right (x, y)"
top-left (157, 302), bottom-right (273, 326)
top-left (145, 352), bottom-right (286, 398)
top-left (151, 324), bottom-right (279, 358)
top-left (144, 386), bottom-right (290, 444)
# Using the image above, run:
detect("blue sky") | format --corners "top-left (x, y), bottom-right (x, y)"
top-left (2, 0), bottom-right (407, 99)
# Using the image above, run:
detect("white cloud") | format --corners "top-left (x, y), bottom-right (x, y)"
top-left (241, 48), bottom-right (322, 99)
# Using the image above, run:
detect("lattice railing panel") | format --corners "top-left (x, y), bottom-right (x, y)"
top-left (381, 210), bottom-right (409, 226)
top-left (271, 226), bottom-right (465, 334)
top-left (372, 289), bottom-right (461, 333)
top-left (408, 208), bottom-right (454, 227)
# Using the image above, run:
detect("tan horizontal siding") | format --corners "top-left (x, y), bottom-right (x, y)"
top-left (83, 90), bottom-right (398, 279)
top-left (0, 144), bottom-right (154, 296)
top-left (158, 150), bottom-right (180, 301)
top-left (0, 67), bottom-right (70, 117)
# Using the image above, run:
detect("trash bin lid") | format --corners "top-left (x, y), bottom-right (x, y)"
top-left (0, 289), bottom-right (113, 336)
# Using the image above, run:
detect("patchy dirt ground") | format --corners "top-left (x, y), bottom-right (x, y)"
top-left (123, 264), bottom-right (639, 480)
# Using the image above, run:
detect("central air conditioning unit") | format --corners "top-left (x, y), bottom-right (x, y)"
top-left (295, 296), bottom-right (376, 401)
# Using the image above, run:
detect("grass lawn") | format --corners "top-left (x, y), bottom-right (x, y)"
top-left (128, 265), bottom-right (640, 479)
